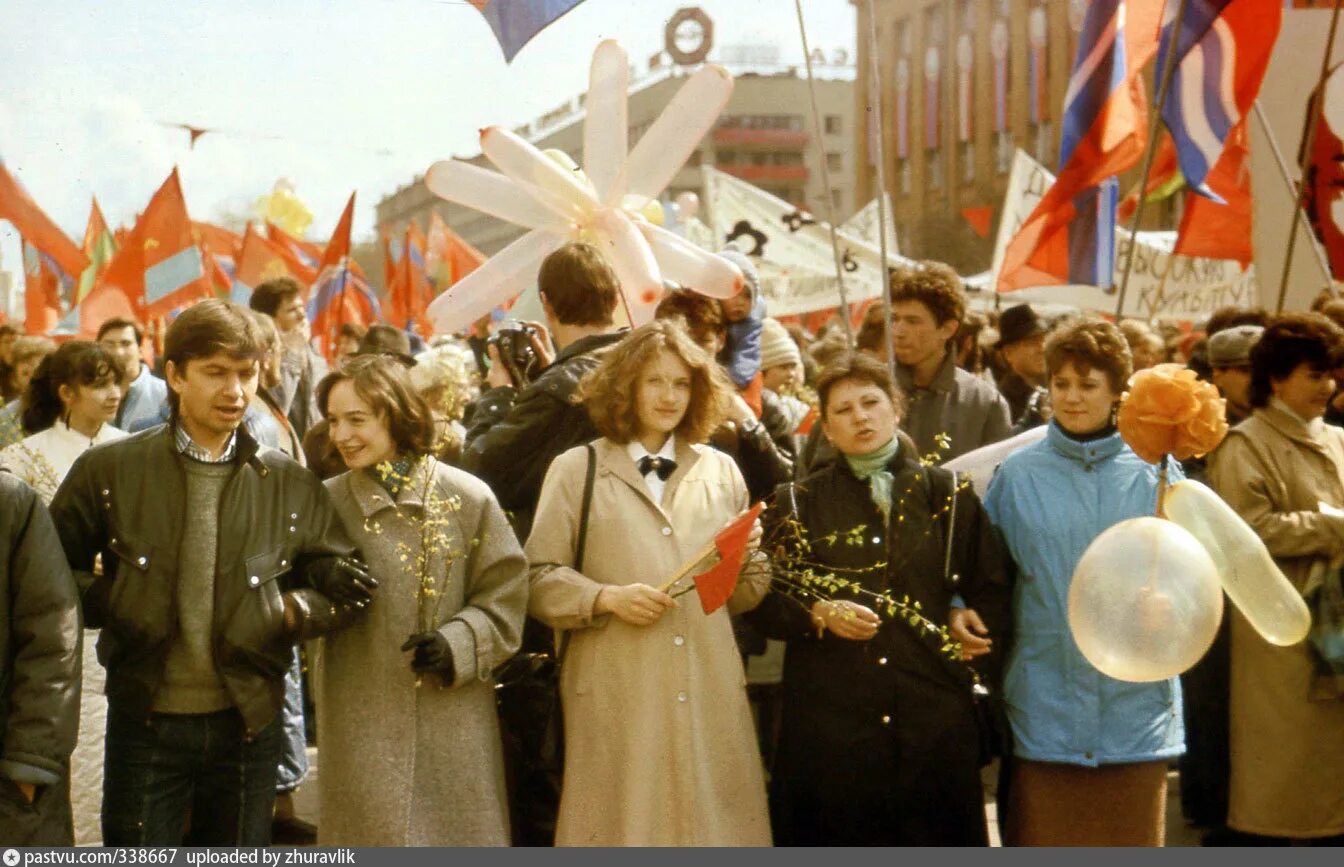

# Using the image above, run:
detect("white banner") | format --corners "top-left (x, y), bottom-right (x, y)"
top-left (988, 150), bottom-right (1258, 320)
top-left (840, 194), bottom-right (900, 257)
top-left (701, 167), bottom-right (913, 317)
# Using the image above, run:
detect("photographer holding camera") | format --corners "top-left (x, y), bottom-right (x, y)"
top-left (462, 242), bottom-right (625, 846)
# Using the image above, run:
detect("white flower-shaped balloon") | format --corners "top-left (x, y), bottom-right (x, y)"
top-left (424, 40), bottom-right (745, 334)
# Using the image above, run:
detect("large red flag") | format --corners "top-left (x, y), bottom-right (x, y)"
top-left (1173, 121), bottom-right (1253, 267)
top-left (0, 157), bottom-right (88, 281)
top-left (997, 0), bottom-right (1163, 292)
top-left (97, 169), bottom-right (214, 318)
top-left (691, 503), bottom-right (765, 615)
top-left (265, 221), bottom-right (321, 285)
top-left (390, 221), bottom-right (432, 336)
top-left (426, 211), bottom-right (486, 289)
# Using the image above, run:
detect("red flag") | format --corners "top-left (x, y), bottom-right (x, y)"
top-left (1173, 121), bottom-right (1253, 268)
top-left (426, 211), bottom-right (486, 289)
top-left (97, 169), bottom-right (214, 318)
top-left (0, 157), bottom-right (88, 281)
top-left (1117, 132), bottom-right (1181, 222)
top-left (21, 239), bottom-right (62, 335)
top-left (379, 225), bottom-right (398, 293)
top-left (233, 224), bottom-right (298, 297)
top-left (692, 503), bottom-right (765, 615)
top-left (997, 0), bottom-right (1163, 292)
top-left (310, 193), bottom-right (380, 359)
top-left (265, 221), bottom-right (321, 284)
top-left (960, 206), bottom-right (994, 239)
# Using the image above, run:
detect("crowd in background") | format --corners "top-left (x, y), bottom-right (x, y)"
top-left (2, 242), bottom-right (1344, 848)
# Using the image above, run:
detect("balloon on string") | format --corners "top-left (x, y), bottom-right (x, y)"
top-left (1163, 479), bottom-right (1312, 647)
top-left (1068, 517), bottom-right (1224, 683)
top-left (674, 191), bottom-right (701, 221)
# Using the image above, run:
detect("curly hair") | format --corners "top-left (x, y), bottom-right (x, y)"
top-left (316, 354), bottom-right (436, 457)
top-left (579, 320), bottom-right (733, 445)
top-left (22, 340), bottom-right (123, 434)
top-left (654, 289), bottom-right (726, 351)
top-left (815, 351), bottom-right (908, 420)
top-left (889, 260), bottom-right (966, 327)
top-left (1044, 318), bottom-right (1133, 393)
top-left (1249, 312), bottom-right (1344, 409)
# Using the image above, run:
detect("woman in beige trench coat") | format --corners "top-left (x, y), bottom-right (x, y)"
top-left (315, 355), bottom-right (528, 846)
top-left (526, 322), bottom-right (771, 847)
top-left (1208, 313), bottom-right (1344, 843)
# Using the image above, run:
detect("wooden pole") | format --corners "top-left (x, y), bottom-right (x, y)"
top-left (864, 0), bottom-right (898, 384)
top-left (794, 0), bottom-right (854, 344)
top-left (1115, 0), bottom-right (1191, 321)
top-left (657, 538), bottom-right (719, 594)
top-left (1275, 0), bottom-right (1344, 312)
top-left (1252, 101), bottom-right (1335, 295)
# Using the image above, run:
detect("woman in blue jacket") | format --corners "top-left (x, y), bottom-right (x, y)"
top-left (974, 318), bottom-right (1183, 846)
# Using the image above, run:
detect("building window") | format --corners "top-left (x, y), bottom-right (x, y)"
top-left (824, 115), bottom-right (843, 135)
top-left (961, 141), bottom-right (974, 184)
top-left (1035, 121), bottom-right (1055, 167)
top-left (826, 152), bottom-right (842, 172)
top-left (831, 188), bottom-right (843, 209)
top-left (900, 159), bottom-right (912, 195)
top-left (928, 150), bottom-right (943, 191)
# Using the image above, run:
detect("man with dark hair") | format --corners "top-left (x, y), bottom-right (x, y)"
top-left (48, 299), bottom-right (377, 846)
top-left (462, 242), bottom-right (624, 846)
top-left (97, 317), bottom-right (168, 433)
top-left (0, 474), bottom-right (81, 845)
top-left (249, 277), bottom-right (326, 439)
top-left (887, 263), bottom-right (1011, 462)
top-left (995, 304), bottom-right (1051, 430)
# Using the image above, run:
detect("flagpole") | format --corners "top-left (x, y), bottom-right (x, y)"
top-left (794, 0), bottom-right (854, 345)
top-left (864, 0), bottom-right (898, 383)
top-left (1275, 0), bottom-right (1344, 312)
top-left (1115, 0), bottom-right (1190, 321)
top-left (1252, 101), bottom-right (1334, 295)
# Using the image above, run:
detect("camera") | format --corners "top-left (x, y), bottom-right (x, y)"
top-left (487, 321), bottom-right (542, 386)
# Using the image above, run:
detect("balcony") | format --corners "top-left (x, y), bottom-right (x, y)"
top-left (712, 128), bottom-right (810, 148)
top-left (715, 164), bottom-right (810, 183)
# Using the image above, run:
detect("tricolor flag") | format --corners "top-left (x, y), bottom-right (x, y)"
top-left (1156, 0), bottom-right (1281, 202)
top-left (469, 0), bottom-right (586, 63)
top-left (0, 156), bottom-right (89, 286)
top-left (1173, 120), bottom-right (1253, 267)
top-left (76, 198), bottom-right (117, 306)
top-left (96, 169), bottom-right (214, 318)
top-left (309, 193), bottom-right (380, 359)
top-left (22, 239), bottom-right (66, 335)
top-left (997, 0), bottom-right (1163, 292)
top-left (389, 221), bottom-right (432, 336)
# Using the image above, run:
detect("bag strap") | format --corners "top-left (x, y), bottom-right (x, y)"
top-left (943, 470), bottom-right (958, 585)
top-left (557, 443), bottom-right (597, 667)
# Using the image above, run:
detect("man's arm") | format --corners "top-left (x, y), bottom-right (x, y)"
top-left (463, 384), bottom-right (575, 514)
top-left (47, 451), bottom-right (111, 627)
top-left (286, 474), bottom-right (374, 640)
top-left (1, 483), bottom-right (81, 789)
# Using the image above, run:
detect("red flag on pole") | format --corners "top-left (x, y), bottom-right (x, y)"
top-left (691, 503), bottom-right (765, 615)
top-left (0, 157), bottom-right (88, 281)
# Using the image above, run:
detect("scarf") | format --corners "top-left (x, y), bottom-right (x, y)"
top-left (368, 453), bottom-right (417, 499)
top-left (844, 436), bottom-right (901, 518)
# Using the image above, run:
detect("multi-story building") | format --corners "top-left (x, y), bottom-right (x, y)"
top-left (377, 65), bottom-right (856, 259)
top-left (855, 0), bottom-right (1171, 273)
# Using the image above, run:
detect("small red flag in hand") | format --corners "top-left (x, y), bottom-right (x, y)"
top-left (693, 503), bottom-right (764, 615)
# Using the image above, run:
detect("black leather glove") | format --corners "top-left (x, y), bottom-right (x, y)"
top-left (303, 555), bottom-right (378, 607)
top-left (401, 632), bottom-right (455, 680)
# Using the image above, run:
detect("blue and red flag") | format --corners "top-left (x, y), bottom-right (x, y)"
top-left (1, 155), bottom-right (89, 297)
top-left (469, 0), bottom-right (586, 63)
top-left (1156, 0), bottom-right (1281, 202)
top-left (998, 0), bottom-right (1164, 292)
top-left (309, 193), bottom-right (381, 359)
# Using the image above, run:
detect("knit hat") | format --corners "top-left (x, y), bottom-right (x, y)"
top-left (717, 247), bottom-right (761, 303)
top-left (759, 317), bottom-right (802, 371)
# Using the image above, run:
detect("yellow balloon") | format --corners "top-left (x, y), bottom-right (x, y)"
top-left (1163, 479), bottom-right (1312, 646)
top-left (1068, 517), bottom-right (1224, 683)
top-left (542, 149), bottom-right (597, 198)
top-left (254, 185), bottom-right (314, 237)
top-left (640, 199), bottom-right (665, 227)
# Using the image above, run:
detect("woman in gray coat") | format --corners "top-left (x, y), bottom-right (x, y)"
top-left (315, 355), bottom-right (528, 846)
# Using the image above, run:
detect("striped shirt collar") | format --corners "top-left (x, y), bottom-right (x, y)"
top-left (174, 422), bottom-right (238, 463)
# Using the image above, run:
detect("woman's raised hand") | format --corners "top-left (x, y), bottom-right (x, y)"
top-left (595, 583), bottom-right (679, 626)
top-left (810, 600), bottom-right (880, 641)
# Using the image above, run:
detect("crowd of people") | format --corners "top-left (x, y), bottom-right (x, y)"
top-left (1, 240), bottom-right (1343, 848)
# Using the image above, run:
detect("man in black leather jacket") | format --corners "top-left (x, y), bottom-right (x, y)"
top-left (461, 242), bottom-right (624, 845)
top-left (48, 300), bottom-right (375, 846)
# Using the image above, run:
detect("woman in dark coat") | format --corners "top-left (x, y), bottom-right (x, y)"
top-left (749, 352), bottom-right (1013, 846)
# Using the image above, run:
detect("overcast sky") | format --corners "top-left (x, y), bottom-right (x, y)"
top-left (0, 0), bottom-right (855, 282)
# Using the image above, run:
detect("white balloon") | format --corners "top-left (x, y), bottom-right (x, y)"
top-left (637, 222), bottom-right (742, 299)
top-left (425, 160), bottom-right (569, 232)
top-left (1069, 517), bottom-right (1224, 683)
top-left (426, 229), bottom-right (563, 335)
top-left (591, 208), bottom-right (663, 325)
top-left (1163, 479), bottom-right (1313, 647)
top-left (583, 39), bottom-right (629, 203)
top-left (481, 126), bottom-right (598, 222)
top-left (674, 191), bottom-right (700, 221)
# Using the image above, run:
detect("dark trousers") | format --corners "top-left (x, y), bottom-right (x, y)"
top-left (102, 706), bottom-right (282, 846)
top-left (1180, 615), bottom-right (1230, 829)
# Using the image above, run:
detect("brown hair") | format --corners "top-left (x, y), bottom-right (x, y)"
top-left (1249, 312), bottom-right (1344, 409)
top-left (579, 320), bottom-right (732, 445)
top-left (163, 300), bottom-right (270, 415)
top-left (538, 243), bottom-right (620, 327)
top-left (815, 351), bottom-right (907, 419)
top-left (889, 261), bottom-right (966, 327)
top-left (855, 304), bottom-right (890, 353)
top-left (654, 289), bottom-right (726, 350)
top-left (317, 354), bottom-right (437, 457)
top-left (1044, 318), bottom-right (1133, 393)
top-left (248, 277), bottom-right (304, 318)
top-left (10, 336), bottom-right (57, 367)
top-left (96, 316), bottom-right (145, 344)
